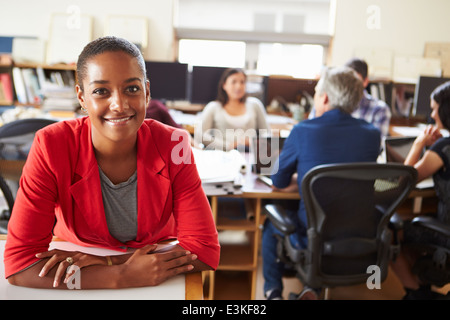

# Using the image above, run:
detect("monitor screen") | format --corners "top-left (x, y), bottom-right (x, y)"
top-left (413, 76), bottom-right (450, 120)
top-left (384, 136), bottom-right (416, 163)
top-left (190, 66), bottom-right (228, 104)
top-left (145, 61), bottom-right (188, 101)
top-left (251, 136), bottom-right (286, 175)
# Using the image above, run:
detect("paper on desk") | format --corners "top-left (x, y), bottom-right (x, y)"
top-left (193, 148), bottom-right (246, 183)
top-left (192, 149), bottom-right (246, 195)
top-left (391, 126), bottom-right (422, 137)
top-left (48, 239), bottom-right (179, 255)
top-left (153, 240), bottom-right (179, 253)
top-left (391, 126), bottom-right (449, 138)
top-left (266, 114), bottom-right (297, 124)
top-left (416, 177), bottom-right (434, 189)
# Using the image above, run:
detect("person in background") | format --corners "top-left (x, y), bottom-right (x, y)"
top-left (145, 99), bottom-right (182, 129)
top-left (195, 68), bottom-right (270, 151)
top-left (391, 81), bottom-right (450, 300)
top-left (4, 36), bottom-right (220, 289)
top-left (262, 66), bottom-right (381, 300)
top-left (309, 58), bottom-right (391, 140)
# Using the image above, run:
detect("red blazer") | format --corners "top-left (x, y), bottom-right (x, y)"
top-left (4, 117), bottom-right (220, 278)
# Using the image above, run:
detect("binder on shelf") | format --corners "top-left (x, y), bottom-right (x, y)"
top-left (0, 73), bottom-right (14, 103)
top-left (21, 68), bottom-right (42, 104)
top-left (0, 82), bottom-right (5, 101)
top-left (12, 67), bottom-right (28, 104)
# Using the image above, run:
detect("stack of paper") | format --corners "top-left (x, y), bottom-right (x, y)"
top-left (192, 148), bottom-right (246, 195)
top-left (36, 67), bottom-right (79, 112)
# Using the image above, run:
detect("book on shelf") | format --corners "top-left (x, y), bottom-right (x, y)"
top-left (11, 67), bottom-right (45, 105)
top-left (42, 96), bottom-right (79, 111)
top-left (9, 65), bottom-right (78, 108)
top-left (21, 68), bottom-right (42, 104)
top-left (0, 82), bottom-right (5, 102)
top-left (36, 67), bottom-right (79, 111)
top-left (12, 67), bottom-right (28, 104)
top-left (0, 73), bottom-right (14, 103)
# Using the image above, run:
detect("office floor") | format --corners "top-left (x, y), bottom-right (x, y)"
top-left (255, 256), bottom-right (408, 300)
top-left (254, 255), bottom-right (450, 300)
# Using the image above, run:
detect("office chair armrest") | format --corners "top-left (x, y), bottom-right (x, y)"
top-left (411, 216), bottom-right (450, 237)
top-left (389, 212), bottom-right (404, 229)
top-left (389, 212), bottom-right (404, 231)
top-left (387, 212), bottom-right (404, 248)
top-left (264, 204), bottom-right (296, 235)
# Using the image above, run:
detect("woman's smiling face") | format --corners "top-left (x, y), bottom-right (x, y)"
top-left (76, 50), bottom-right (149, 146)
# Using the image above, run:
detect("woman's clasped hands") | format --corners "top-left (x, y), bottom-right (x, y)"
top-left (418, 124), bottom-right (443, 147)
top-left (35, 244), bottom-right (197, 289)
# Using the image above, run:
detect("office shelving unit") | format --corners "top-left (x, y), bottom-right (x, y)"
top-left (206, 184), bottom-right (300, 300)
top-left (207, 196), bottom-right (260, 300)
top-left (0, 60), bottom-right (77, 111)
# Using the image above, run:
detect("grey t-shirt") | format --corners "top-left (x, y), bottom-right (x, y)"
top-left (98, 167), bottom-right (138, 243)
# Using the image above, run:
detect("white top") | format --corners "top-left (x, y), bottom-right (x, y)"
top-left (195, 97), bottom-right (270, 151)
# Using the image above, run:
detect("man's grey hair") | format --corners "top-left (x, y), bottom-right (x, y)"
top-left (315, 66), bottom-right (364, 114)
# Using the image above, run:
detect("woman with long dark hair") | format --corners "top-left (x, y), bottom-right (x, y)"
top-left (195, 68), bottom-right (269, 151)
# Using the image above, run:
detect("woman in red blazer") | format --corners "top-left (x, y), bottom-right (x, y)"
top-left (4, 36), bottom-right (219, 289)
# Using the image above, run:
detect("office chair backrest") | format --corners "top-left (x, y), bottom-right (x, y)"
top-left (0, 118), bottom-right (57, 138)
top-left (0, 118), bottom-right (57, 234)
top-left (0, 118), bottom-right (57, 160)
top-left (300, 162), bottom-right (417, 288)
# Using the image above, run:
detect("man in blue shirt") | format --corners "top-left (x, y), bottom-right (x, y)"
top-left (262, 66), bottom-right (381, 300)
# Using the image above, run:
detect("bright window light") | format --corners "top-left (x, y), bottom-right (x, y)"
top-left (178, 39), bottom-right (246, 68)
top-left (257, 43), bottom-right (324, 79)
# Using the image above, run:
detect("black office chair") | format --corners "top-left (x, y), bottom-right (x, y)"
top-left (404, 216), bottom-right (450, 292)
top-left (0, 118), bottom-right (57, 234)
top-left (264, 162), bottom-right (417, 299)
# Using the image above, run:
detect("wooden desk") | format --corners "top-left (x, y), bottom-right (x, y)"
top-left (0, 235), bottom-right (203, 300)
top-left (399, 187), bottom-right (437, 218)
top-left (0, 159), bottom-right (25, 181)
top-left (206, 170), bottom-right (299, 300)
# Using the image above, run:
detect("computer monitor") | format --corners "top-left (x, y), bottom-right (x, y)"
top-left (190, 66), bottom-right (228, 104)
top-left (145, 61), bottom-right (188, 101)
top-left (383, 136), bottom-right (418, 163)
top-left (251, 136), bottom-right (286, 175)
top-left (383, 136), bottom-right (434, 189)
top-left (413, 76), bottom-right (450, 120)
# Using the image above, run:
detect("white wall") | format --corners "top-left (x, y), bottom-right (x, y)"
top-left (2, 0), bottom-right (450, 72)
top-left (176, 0), bottom-right (330, 34)
top-left (331, 0), bottom-right (450, 67)
top-left (0, 0), bottom-right (175, 61)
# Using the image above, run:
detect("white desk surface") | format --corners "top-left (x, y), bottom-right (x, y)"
top-left (0, 239), bottom-right (186, 300)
